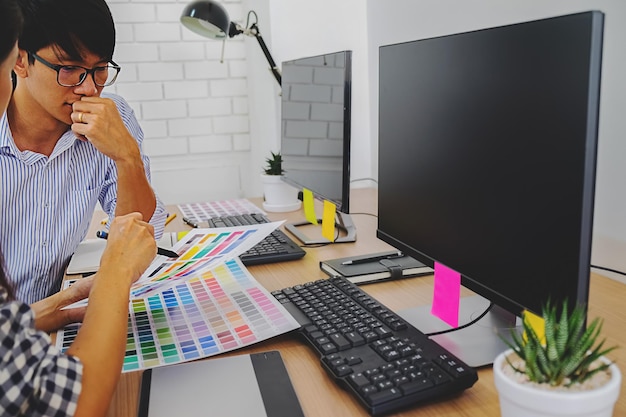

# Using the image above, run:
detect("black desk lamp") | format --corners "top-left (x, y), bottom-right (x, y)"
top-left (180, 0), bottom-right (281, 86)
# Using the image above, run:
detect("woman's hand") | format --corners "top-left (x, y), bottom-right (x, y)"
top-left (98, 212), bottom-right (157, 286)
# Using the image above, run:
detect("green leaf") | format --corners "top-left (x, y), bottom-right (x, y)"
top-left (545, 303), bottom-right (558, 361)
top-left (555, 301), bottom-right (569, 357)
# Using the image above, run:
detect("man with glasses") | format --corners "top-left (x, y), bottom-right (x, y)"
top-left (1, 0), bottom-right (167, 303)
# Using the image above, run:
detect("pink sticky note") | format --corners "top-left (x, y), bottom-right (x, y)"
top-left (431, 262), bottom-right (461, 327)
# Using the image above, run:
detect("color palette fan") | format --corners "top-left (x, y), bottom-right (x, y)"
top-left (131, 224), bottom-right (280, 298)
top-left (56, 258), bottom-right (300, 372)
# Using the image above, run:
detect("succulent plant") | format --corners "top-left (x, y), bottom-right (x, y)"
top-left (264, 151), bottom-right (284, 176)
top-left (503, 300), bottom-right (618, 387)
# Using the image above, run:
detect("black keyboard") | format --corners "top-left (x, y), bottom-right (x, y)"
top-left (207, 213), bottom-right (306, 266)
top-left (272, 277), bottom-right (478, 416)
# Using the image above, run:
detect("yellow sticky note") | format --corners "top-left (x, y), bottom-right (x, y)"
top-left (321, 200), bottom-right (337, 242)
top-left (302, 188), bottom-right (318, 225)
top-left (176, 231), bottom-right (189, 241)
top-left (522, 309), bottom-right (545, 343)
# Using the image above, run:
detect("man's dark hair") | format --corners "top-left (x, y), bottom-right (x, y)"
top-left (18, 0), bottom-right (116, 62)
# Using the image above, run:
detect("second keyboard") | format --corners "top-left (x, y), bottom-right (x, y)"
top-left (207, 213), bottom-right (306, 266)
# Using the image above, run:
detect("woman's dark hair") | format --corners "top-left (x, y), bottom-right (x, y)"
top-left (0, 0), bottom-right (23, 300)
top-left (18, 0), bottom-right (116, 62)
top-left (0, 0), bottom-right (23, 62)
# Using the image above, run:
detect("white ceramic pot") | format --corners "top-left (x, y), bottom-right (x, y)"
top-left (261, 175), bottom-right (301, 212)
top-left (493, 349), bottom-right (621, 417)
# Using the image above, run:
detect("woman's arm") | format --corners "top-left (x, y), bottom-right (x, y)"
top-left (65, 213), bottom-right (156, 417)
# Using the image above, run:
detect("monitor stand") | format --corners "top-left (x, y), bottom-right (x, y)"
top-left (285, 211), bottom-right (357, 245)
top-left (397, 295), bottom-right (523, 368)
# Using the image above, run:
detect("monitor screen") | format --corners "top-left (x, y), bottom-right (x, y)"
top-left (377, 11), bottom-right (603, 321)
top-left (280, 50), bottom-right (356, 244)
top-left (280, 50), bottom-right (352, 214)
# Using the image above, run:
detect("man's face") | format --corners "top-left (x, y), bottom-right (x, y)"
top-left (18, 45), bottom-right (108, 125)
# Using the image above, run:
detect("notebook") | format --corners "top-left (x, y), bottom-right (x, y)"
top-left (66, 239), bottom-right (107, 275)
top-left (320, 251), bottom-right (433, 285)
top-left (137, 351), bottom-right (304, 417)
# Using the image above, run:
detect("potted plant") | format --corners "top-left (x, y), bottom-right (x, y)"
top-left (261, 152), bottom-right (301, 212)
top-left (264, 151), bottom-right (284, 176)
top-left (493, 300), bottom-right (621, 417)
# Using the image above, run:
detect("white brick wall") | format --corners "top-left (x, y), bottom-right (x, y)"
top-left (105, 0), bottom-right (252, 205)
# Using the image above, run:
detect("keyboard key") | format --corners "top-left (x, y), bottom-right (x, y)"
top-left (366, 387), bottom-right (403, 406)
top-left (348, 373), bottom-right (370, 389)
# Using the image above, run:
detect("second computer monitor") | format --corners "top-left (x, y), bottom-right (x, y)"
top-left (280, 50), bottom-right (355, 244)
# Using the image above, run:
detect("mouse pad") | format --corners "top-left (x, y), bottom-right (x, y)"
top-left (137, 350), bottom-right (304, 417)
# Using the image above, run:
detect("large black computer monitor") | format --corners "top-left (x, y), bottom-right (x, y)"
top-left (280, 50), bottom-right (356, 244)
top-left (377, 11), bottom-right (604, 367)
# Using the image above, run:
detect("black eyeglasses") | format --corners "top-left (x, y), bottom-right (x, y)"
top-left (28, 51), bottom-right (121, 87)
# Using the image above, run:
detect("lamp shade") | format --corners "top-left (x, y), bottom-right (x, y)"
top-left (180, 0), bottom-right (230, 39)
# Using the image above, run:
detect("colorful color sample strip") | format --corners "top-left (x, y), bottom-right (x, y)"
top-left (55, 258), bottom-right (300, 372)
top-left (178, 198), bottom-right (265, 223)
top-left (130, 223), bottom-right (281, 299)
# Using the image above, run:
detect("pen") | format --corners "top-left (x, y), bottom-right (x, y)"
top-left (341, 251), bottom-right (403, 266)
top-left (182, 216), bottom-right (198, 228)
top-left (165, 212), bottom-right (177, 226)
top-left (96, 230), bottom-right (179, 258)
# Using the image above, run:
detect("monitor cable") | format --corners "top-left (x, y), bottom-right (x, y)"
top-left (424, 302), bottom-right (494, 337)
top-left (591, 264), bottom-right (626, 277)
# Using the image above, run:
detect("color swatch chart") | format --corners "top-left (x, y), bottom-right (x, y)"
top-left (55, 258), bottom-right (300, 372)
top-left (178, 198), bottom-right (265, 223)
top-left (131, 223), bottom-right (279, 299)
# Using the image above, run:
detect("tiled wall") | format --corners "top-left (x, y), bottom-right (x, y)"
top-left (105, 0), bottom-right (253, 204)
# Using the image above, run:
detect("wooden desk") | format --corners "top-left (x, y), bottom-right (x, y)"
top-left (97, 188), bottom-right (625, 417)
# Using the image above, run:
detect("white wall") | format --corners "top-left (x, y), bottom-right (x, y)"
top-left (106, 0), bottom-right (256, 205)
top-left (266, 0), bottom-right (373, 189)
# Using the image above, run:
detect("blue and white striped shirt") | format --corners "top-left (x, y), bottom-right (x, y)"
top-left (0, 93), bottom-right (166, 304)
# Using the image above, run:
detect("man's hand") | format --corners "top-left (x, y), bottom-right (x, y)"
top-left (70, 96), bottom-right (141, 163)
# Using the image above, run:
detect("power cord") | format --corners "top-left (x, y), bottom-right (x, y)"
top-left (425, 302), bottom-right (494, 337)
top-left (591, 264), bottom-right (626, 277)
top-left (350, 177), bottom-right (378, 185)
top-left (350, 212), bottom-right (377, 218)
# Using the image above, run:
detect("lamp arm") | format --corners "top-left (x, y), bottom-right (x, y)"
top-left (248, 23), bottom-right (281, 86)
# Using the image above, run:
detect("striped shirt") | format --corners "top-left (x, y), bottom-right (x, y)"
top-left (0, 93), bottom-right (166, 303)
